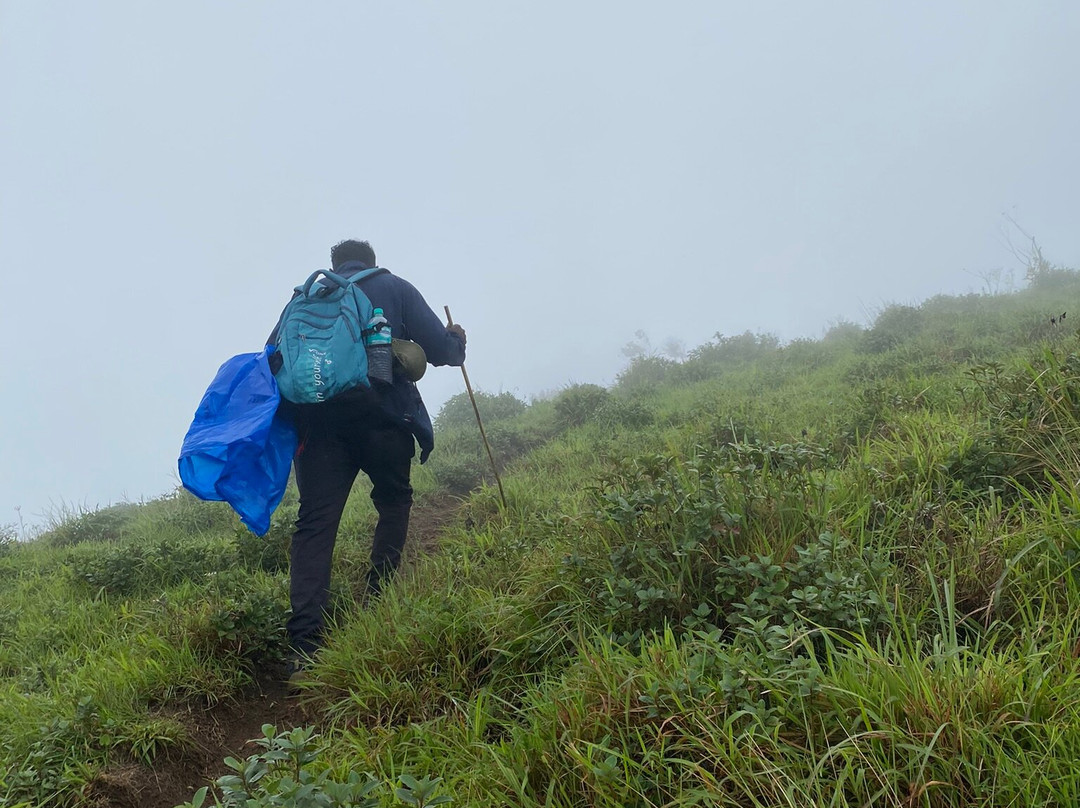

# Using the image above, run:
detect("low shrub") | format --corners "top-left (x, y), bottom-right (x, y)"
top-left (434, 390), bottom-right (527, 431)
top-left (429, 452), bottom-right (486, 496)
top-left (553, 383), bottom-right (610, 428)
top-left (177, 725), bottom-right (451, 808)
top-left (566, 442), bottom-right (875, 643)
top-left (2, 696), bottom-right (115, 808)
top-left (234, 510), bottom-right (292, 574)
top-left (484, 419), bottom-right (551, 464)
top-left (39, 503), bottom-right (139, 548)
top-left (614, 355), bottom-right (677, 393)
top-left (594, 397), bottom-right (654, 430)
top-left (184, 575), bottom-right (289, 663)
top-left (69, 537), bottom-right (234, 596)
top-left (686, 331), bottom-right (782, 368)
top-left (152, 490), bottom-right (239, 535)
top-left (862, 303), bottom-right (924, 354)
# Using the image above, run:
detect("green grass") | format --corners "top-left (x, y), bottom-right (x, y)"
top-left (9, 271), bottom-right (1080, 806)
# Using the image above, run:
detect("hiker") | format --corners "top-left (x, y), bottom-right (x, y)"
top-left (269, 239), bottom-right (466, 665)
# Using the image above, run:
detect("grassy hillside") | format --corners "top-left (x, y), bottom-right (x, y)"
top-left (6, 265), bottom-right (1080, 806)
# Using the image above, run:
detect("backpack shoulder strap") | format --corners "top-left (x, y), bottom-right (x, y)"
top-left (301, 269), bottom-right (358, 296)
top-left (347, 267), bottom-right (389, 286)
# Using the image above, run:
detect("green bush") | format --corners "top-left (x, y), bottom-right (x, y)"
top-left (70, 545), bottom-right (146, 595)
top-left (235, 511), bottom-right (293, 574)
top-left (177, 725), bottom-right (452, 808)
top-left (428, 414), bottom-right (551, 496)
top-left (2, 696), bottom-right (115, 808)
top-left (484, 419), bottom-right (550, 463)
top-left (434, 391), bottom-right (527, 430)
top-left (185, 575), bottom-right (289, 663)
top-left (152, 489), bottom-right (240, 535)
top-left (614, 355), bottom-right (677, 393)
top-left (553, 383), bottom-right (610, 428)
top-left (429, 451), bottom-right (487, 496)
top-left (822, 318), bottom-right (864, 345)
top-left (862, 303), bottom-right (924, 354)
top-left (594, 397), bottom-right (654, 430)
top-left (39, 503), bottom-right (139, 548)
top-left (686, 331), bottom-right (781, 367)
top-left (1024, 254), bottom-right (1080, 293)
top-left (566, 441), bottom-right (871, 643)
top-left (180, 725), bottom-right (381, 808)
top-left (69, 537), bottom-right (234, 596)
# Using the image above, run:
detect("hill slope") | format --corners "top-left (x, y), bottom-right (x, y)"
top-left (6, 268), bottom-right (1080, 807)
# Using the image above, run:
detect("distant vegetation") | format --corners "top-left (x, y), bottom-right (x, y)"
top-left (7, 260), bottom-right (1080, 806)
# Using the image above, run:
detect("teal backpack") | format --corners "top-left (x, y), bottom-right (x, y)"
top-left (272, 268), bottom-right (386, 404)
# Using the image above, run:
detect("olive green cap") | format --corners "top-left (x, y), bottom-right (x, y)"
top-left (391, 339), bottom-right (427, 381)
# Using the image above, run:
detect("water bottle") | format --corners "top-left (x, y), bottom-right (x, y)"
top-left (365, 307), bottom-right (394, 384)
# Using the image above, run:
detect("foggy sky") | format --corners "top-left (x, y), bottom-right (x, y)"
top-left (2, 2), bottom-right (1078, 531)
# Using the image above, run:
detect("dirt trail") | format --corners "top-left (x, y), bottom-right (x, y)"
top-left (93, 494), bottom-right (462, 808)
top-left (87, 674), bottom-right (314, 808)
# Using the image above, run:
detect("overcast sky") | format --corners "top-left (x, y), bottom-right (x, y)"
top-left (2, 2), bottom-right (1078, 531)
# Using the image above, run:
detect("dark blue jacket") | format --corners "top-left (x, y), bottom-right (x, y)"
top-left (269, 261), bottom-right (465, 462)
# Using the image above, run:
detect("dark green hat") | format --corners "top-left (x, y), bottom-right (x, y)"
top-left (392, 339), bottom-right (427, 382)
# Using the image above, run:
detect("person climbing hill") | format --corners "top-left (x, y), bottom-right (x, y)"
top-left (268, 239), bottom-right (466, 673)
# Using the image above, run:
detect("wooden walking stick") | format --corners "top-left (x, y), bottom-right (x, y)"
top-left (445, 306), bottom-right (508, 510)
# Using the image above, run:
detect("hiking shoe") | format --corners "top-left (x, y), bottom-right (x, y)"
top-left (284, 656), bottom-right (311, 694)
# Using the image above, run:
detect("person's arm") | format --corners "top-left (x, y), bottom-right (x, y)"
top-left (399, 280), bottom-right (466, 367)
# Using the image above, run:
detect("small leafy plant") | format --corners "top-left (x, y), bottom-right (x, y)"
top-left (176, 725), bottom-right (452, 808)
top-left (179, 725), bottom-right (379, 808)
top-left (395, 774), bottom-right (452, 808)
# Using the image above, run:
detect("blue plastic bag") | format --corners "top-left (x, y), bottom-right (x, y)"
top-left (178, 347), bottom-right (297, 535)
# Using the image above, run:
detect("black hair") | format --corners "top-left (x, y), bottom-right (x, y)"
top-left (330, 239), bottom-right (376, 269)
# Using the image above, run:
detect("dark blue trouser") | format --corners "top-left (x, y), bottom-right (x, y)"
top-left (286, 401), bottom-right (414, 657)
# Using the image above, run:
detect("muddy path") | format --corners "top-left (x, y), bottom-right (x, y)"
top-left (96, 493), bottom-right (462, 808)
top-left (87, 674), bottom-right (314, 808)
